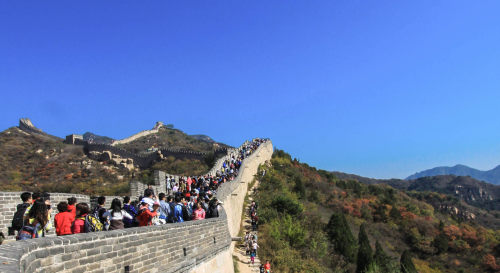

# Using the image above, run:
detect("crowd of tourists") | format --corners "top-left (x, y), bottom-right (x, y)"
top-left (9, 138), bottom-right (267, 240)
top-left (243, 201), bottom-right (272, 272)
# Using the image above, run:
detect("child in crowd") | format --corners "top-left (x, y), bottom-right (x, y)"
top-left (54, 201), bottom-right (74, 236)
top-left (72, 203), bottom-right (90, 234)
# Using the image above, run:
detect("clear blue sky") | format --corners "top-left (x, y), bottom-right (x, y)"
top-left (2, 1), bottom-right (500, 179)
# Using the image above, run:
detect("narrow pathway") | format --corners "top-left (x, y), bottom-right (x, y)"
top-left (233, 181), bottom-right (261, 273)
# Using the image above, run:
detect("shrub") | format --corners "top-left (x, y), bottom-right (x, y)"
top-left (270, 195), bottom-right (303, 216)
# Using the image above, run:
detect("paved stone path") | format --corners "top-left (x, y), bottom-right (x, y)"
top-left (233, 181), bottom-right (261, 273)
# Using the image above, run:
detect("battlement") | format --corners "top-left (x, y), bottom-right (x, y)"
top-left (0, 140), bottom-right (273, 273)
top-left (111, 121), bottom-right (165, 146)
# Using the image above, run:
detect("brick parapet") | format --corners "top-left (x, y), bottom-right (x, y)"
top-left (0, 209), bottom-right (231, 273)
top-left (0, 138), bottom-right (272, 273)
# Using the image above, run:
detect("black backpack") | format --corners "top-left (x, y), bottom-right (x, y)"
top-left (182, 205), bottom-right (191, 221)
top-left (207, 204), bottom-right (219, 218)
top-left (11, 203), bottom-right (30, 231)
top-left (167, 203), bottom-right (176, 223)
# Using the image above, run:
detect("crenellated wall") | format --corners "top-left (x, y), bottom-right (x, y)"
top-left (110, 122), bottom-right (164, 146)
top-left (0, 140), bottom-right (273, 273)
top-left (0, 210), bottom-right (232, 273)
top-left (216, 141), bottom-right (273, 237)
top-left (0, 193), bottom-right (125, 242)
top-left (0, 193), bottom-right (91, 241)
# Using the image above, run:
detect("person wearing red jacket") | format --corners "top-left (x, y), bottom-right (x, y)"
top-left (137, 202), bottom-right (159, 226)
top-left (54, 202), bottom-right (75, 236)
top-left (264, 261), bottom-right (271, 272)
top-left (67, 197), bottom-right (77, 218)
top-left (71, 203), bottom-right (90, 234)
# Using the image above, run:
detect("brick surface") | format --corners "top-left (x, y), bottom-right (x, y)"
top-left (0, 140), bottom-right (272, 273)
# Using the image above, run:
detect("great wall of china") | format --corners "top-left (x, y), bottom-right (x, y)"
top-left (0, 122), bottom-right (274, 273)
top-left (19, 118), bottom-right (228, 169)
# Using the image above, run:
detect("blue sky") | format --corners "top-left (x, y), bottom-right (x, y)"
top-left (2, 1), bottom-right (500, 179)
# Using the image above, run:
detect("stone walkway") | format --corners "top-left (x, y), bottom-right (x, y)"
top-left (233, 182), bottom-right (261, 273)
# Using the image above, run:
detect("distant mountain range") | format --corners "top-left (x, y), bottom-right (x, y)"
top-left (332, 171), bottom-right (500, 211)
top-left (407, 164), bottom-right (500, 185)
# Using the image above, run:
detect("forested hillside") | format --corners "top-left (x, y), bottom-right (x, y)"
top-left (255, 150), bottom-right (500, 273)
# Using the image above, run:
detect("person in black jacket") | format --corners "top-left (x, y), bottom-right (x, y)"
top-left (10, 192), bottom-right (32, 235)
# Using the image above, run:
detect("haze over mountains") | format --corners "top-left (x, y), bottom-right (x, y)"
top-left (407, 164), bottom-right (500, 185)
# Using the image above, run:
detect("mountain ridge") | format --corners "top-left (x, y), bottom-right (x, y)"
top-left (407, 164), bottom-right (500, 185)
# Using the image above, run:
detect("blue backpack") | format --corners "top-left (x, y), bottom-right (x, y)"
top-left (16, 223), bottom-right (40, 241)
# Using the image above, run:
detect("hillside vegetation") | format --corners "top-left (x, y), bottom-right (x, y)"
top-left (0, 123), bottom-right (229, 194)
top-left (115, 126), bottom-right (229, 154)
top-left (255, 150), bottom-right (500, 273)
top-left (333, 171), bottom-right (500, 218)
top-left (0, 127), bottom-right (130, 195)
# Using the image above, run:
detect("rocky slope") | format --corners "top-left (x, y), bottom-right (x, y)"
top-left (0, 119), bottom-right (233, 194)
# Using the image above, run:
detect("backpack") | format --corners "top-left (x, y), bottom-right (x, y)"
top-left (167, 203), bottom-right (176, 223)
top-left (16, 222), bottom-right (40, 241)
top-left (207, 205), bottom-right (219, 218)
top-left (12, 203), bottom-right (30, 231)
top-left (182, 205), bottom-right (191, 221)
top-left (84, 215), bottom-right (103, 232)
top-left (91, 206), bottom-right (100, 220)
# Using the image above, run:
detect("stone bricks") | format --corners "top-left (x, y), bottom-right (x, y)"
top-left (0, 140), bottom-right (272, 273)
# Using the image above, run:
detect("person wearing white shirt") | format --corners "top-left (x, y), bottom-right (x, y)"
top-left (103, 198), bottom-right (133, 230)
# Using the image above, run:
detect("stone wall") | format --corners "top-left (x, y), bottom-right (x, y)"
top-left (0, 210), bottom-right (232, 273)
top-left (85, 143), bottom-right (227, 169)
top-left (85, 143), bottom-right (160, 169)
top-left (128, 141), bottom-right (248, 200)
top-left (0, 193), bottom-right (123, 241)
top-left (0, 140), bottom-right (273, 273)
top-left (18, 118), bottom-right (62, 141)
top-left (110, 122), bottom-right (164, 146)
top-left (216, 141), bottom-right (273, 237)
top-left (0, 192), bottom-right (90, 240)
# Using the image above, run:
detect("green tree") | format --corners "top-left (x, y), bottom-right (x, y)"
top-left (400, 250), bottom-right (417, 273)
top-left (438, 220), bottom-right (445, 231)
top-left (374, 204), bottom-right (388, 222)
top-left (293, 176), bottom-right (306, 199)
top-left (326, 212), bottom-right (357, 262)
top-left (356, 224), bottom-right (374, 273)
top-left (389, 206), bottom-right (401, 220)
top-left (433, 233), bottom-right (449, 254)
top-left (374, 240), bottom-right (391, 271)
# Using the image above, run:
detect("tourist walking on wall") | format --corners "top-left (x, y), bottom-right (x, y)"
top-left (207, 198), bottom-right (222, 218)
top-left (72, 203), bottom-right (90, 234)
top-left (67, 197), bottom-right (77, 218)
top-left (141, 189), bottom-right (156, 211)
top-left (123, 196), bottom-right (138, 228)
top-left (137, 202), bottom-right (159, 226)
top-left (54, 202), bottom-right (75, 236)
top-left (173, 196), bottom-right (184, 223)
top-left (92, 196), bottom-right (108, 228)
top-left (10, 192), bottom-right (32, 236)
top-left (158, 193), bottom-right (169, 224)
top-left (104, 198), bottom-right (133, 230)
top-left (192, 202), bottom-right (206, 220)
top-left (17, 200), bottom-right (51, 240)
